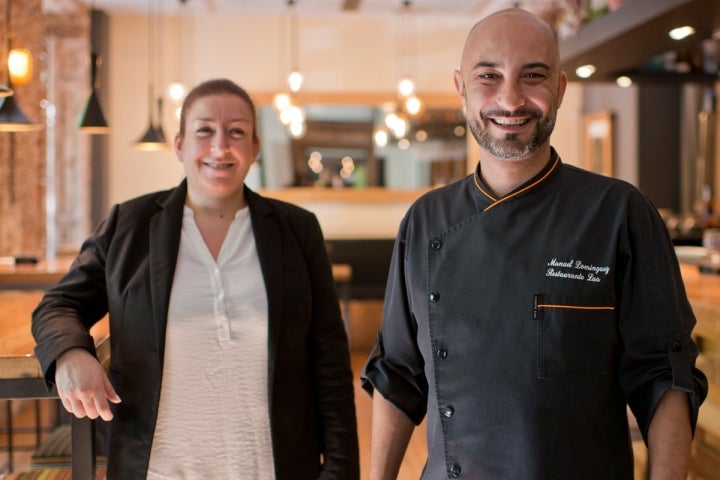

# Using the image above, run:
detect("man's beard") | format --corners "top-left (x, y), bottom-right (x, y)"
top-left (468, 106), bottom-right (556, 160)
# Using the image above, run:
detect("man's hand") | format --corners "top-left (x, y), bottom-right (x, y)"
top-left (55, 347), bottom-right (121, 421)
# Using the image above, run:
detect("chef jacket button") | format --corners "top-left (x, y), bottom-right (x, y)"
top-left (436, 349), bottom-right (448, 359)
top-left (429, 292), bottom-right (440, 303)
top-left (442, 406), bottom-right (454, 418)
top-left (431, 239), bottom-right (442, 250)
top-left (671, 340), bottom-right (682, 352)
top-left (448, 464), bottom-right (461, 477)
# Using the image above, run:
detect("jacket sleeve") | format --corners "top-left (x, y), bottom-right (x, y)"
top-left (361, 213), bottom-right (429, 426)
top-left (617, 191), bottom-right (707, 442)
top-left (302, 213), bottom-right (360, 480)
top-left (31, 204), bottom-right (117, 387)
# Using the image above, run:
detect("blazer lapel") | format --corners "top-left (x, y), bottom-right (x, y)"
top-left (148, 181), bottom-right (186, 365)
top-left (246, 188), bottom-right (285, 407)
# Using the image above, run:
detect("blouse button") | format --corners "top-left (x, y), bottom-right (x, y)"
top-left (448, 464), bottom-right (461, 478)
top-left (436, 349), bottom-right (448, 359)
top-left (431, 239), bottom-right (443, 250)
top-left (442, 406), bottom-right (454, 418)
top-left (429, 292), bottom-right (440, 303)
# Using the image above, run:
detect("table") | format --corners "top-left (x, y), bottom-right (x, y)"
top-left (331, 263), bottom-right (352, 340)
top-left (679, 264), bottom-right (720, 478)
top-left (0, 257), bottom-right (74, 291)
top-left (0, 290), bottom-right (109, 480)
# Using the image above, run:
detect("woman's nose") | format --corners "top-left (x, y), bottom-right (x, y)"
top-left (210, 134), bottom-right (229, 156)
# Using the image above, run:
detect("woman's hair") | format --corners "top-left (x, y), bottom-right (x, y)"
top-left (178, 78), bottom-right (258, 143)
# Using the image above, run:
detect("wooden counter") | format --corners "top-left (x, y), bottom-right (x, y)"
top-left (0, 290), bottom-right (109, 380)
top-left (0, 290), bottom-right (108, 479)
top-left (259, 188), bottom-right (428, 240)
top-left (680, 263), bottom-right (720, 478)
top-left (0, 257), bottom-right (74, 291)
top-left (681, 264), bottom-right (720, 347)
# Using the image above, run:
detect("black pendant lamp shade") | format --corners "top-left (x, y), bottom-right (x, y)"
top-left (0, 83), bottom-right (42, 132)
top-left (134, 96), bottom-right (169, 151)
top-left (78, 53), bottom-right (110, 134)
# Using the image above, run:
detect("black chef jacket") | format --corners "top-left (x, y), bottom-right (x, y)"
top-left (362, 150), bottom-right (707, 480)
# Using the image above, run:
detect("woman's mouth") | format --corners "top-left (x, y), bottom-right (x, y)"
top-left (203, 161), bottom-right (234, 170)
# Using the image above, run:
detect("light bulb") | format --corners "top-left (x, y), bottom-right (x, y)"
top-left (289, 119), bottom-right (306, 138)
top-left (405, 95), bottom-right (421, 115)
top-left (397, 77), bottom-right (414, 97)
top-left (8, 49), bottom-right (32, 85)
top-left (273, 93), bottom-right (291, 111)
top-left (374, 130), bottom-right (388, 148)
top-left (288, 70), bottom-right (303, 93)
top-left (168, 81), bottom-right (186, 102)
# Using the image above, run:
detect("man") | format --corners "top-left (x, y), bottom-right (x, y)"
top-left (362, 8), bottom-right (707, 480)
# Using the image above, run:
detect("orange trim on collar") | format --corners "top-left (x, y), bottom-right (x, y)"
top-left (477, 155), bottom-right (561, 213)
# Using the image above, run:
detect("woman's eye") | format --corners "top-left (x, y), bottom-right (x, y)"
top-left (195, 126), bottom-right (213, 136)
top-left (229, 128), bottom-right (246, 138)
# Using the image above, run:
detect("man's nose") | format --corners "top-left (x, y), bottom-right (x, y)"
top-left (497, 80), bottom-right (526, 112)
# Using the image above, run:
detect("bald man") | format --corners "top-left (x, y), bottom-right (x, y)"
top-left (362, 8), bottom-right (706, 480)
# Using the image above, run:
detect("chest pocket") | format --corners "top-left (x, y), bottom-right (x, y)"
top-left (533, 293), bottom-right (616, 379)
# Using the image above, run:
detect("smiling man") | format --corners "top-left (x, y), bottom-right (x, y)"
top-left (362, 8), bottom-right (707, 480)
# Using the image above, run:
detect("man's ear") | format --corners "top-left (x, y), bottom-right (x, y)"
top-left (453, 70), bottom-right (467, 110)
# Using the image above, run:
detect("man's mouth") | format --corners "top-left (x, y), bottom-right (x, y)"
top-left (490, 117), bottom-right (531, 127)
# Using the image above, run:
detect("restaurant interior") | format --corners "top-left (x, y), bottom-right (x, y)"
top-left (1, 0), bottom-right (720, 478)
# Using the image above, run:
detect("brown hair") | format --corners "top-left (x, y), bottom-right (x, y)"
top-left (178, 78), bottom-right (259, 143)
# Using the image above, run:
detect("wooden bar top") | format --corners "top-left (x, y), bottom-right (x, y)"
top-left (680, 264), bottom-right (720, 344)
top-left (0, 256), bottom-right (74, 290)
top-left (0, 290), bottom-right (109, 380)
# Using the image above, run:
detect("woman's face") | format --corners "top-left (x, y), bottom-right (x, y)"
top-left (175, 93), bottom-right (259, 206)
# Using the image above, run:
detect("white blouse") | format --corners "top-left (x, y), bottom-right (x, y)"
top-left (147, 206), bottom-right (274, 480)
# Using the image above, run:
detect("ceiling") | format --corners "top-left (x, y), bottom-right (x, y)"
top-left (80, 0), bottom-right (720, 83)
top-left (559, 0), bottom-right (720, 82)
top-left (83, 0), bottom-right (552, 17)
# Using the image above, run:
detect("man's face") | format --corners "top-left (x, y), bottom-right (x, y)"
top-left (454, 11), bottom-right (567, 161)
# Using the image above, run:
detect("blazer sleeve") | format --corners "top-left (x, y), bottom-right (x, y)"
top-left (31, 204), bottom-right (117, 386)
top-left (300, 213), bottom-right (360, 479)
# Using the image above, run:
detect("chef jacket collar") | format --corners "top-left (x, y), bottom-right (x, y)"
top-left (473, 147), bottom-right (561, 213)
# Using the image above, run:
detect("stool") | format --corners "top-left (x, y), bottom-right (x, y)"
top-left (2, 467), bottom-right (106, 479)
top-left (29, 425), bottom-right (107, 470)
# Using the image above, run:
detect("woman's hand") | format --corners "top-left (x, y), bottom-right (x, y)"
top-left (55, 347), bottom-right (121, 421)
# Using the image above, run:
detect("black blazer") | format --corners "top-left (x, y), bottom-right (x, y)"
top-left (32, 180), bottom-right (360, 479)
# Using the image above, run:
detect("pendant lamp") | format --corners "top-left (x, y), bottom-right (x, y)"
top-left (133, 0), bottom-right (168, 151)
top-left (0, 86), bottom-right (42, 132)
top-left (0, 0), bottom-right (41, 132)
top-left (78, 4), bottom-right (110, 134)
top-left (134, 96), bottom-right (169, 151)
top-left (79, 53), bottom-right (109, 133)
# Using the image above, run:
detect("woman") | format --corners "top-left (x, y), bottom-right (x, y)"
top-left (32, 78), bottom-right (360, 479)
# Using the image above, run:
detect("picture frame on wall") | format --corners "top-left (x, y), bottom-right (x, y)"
top-left (583, 110), bottom-right (614, 177)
